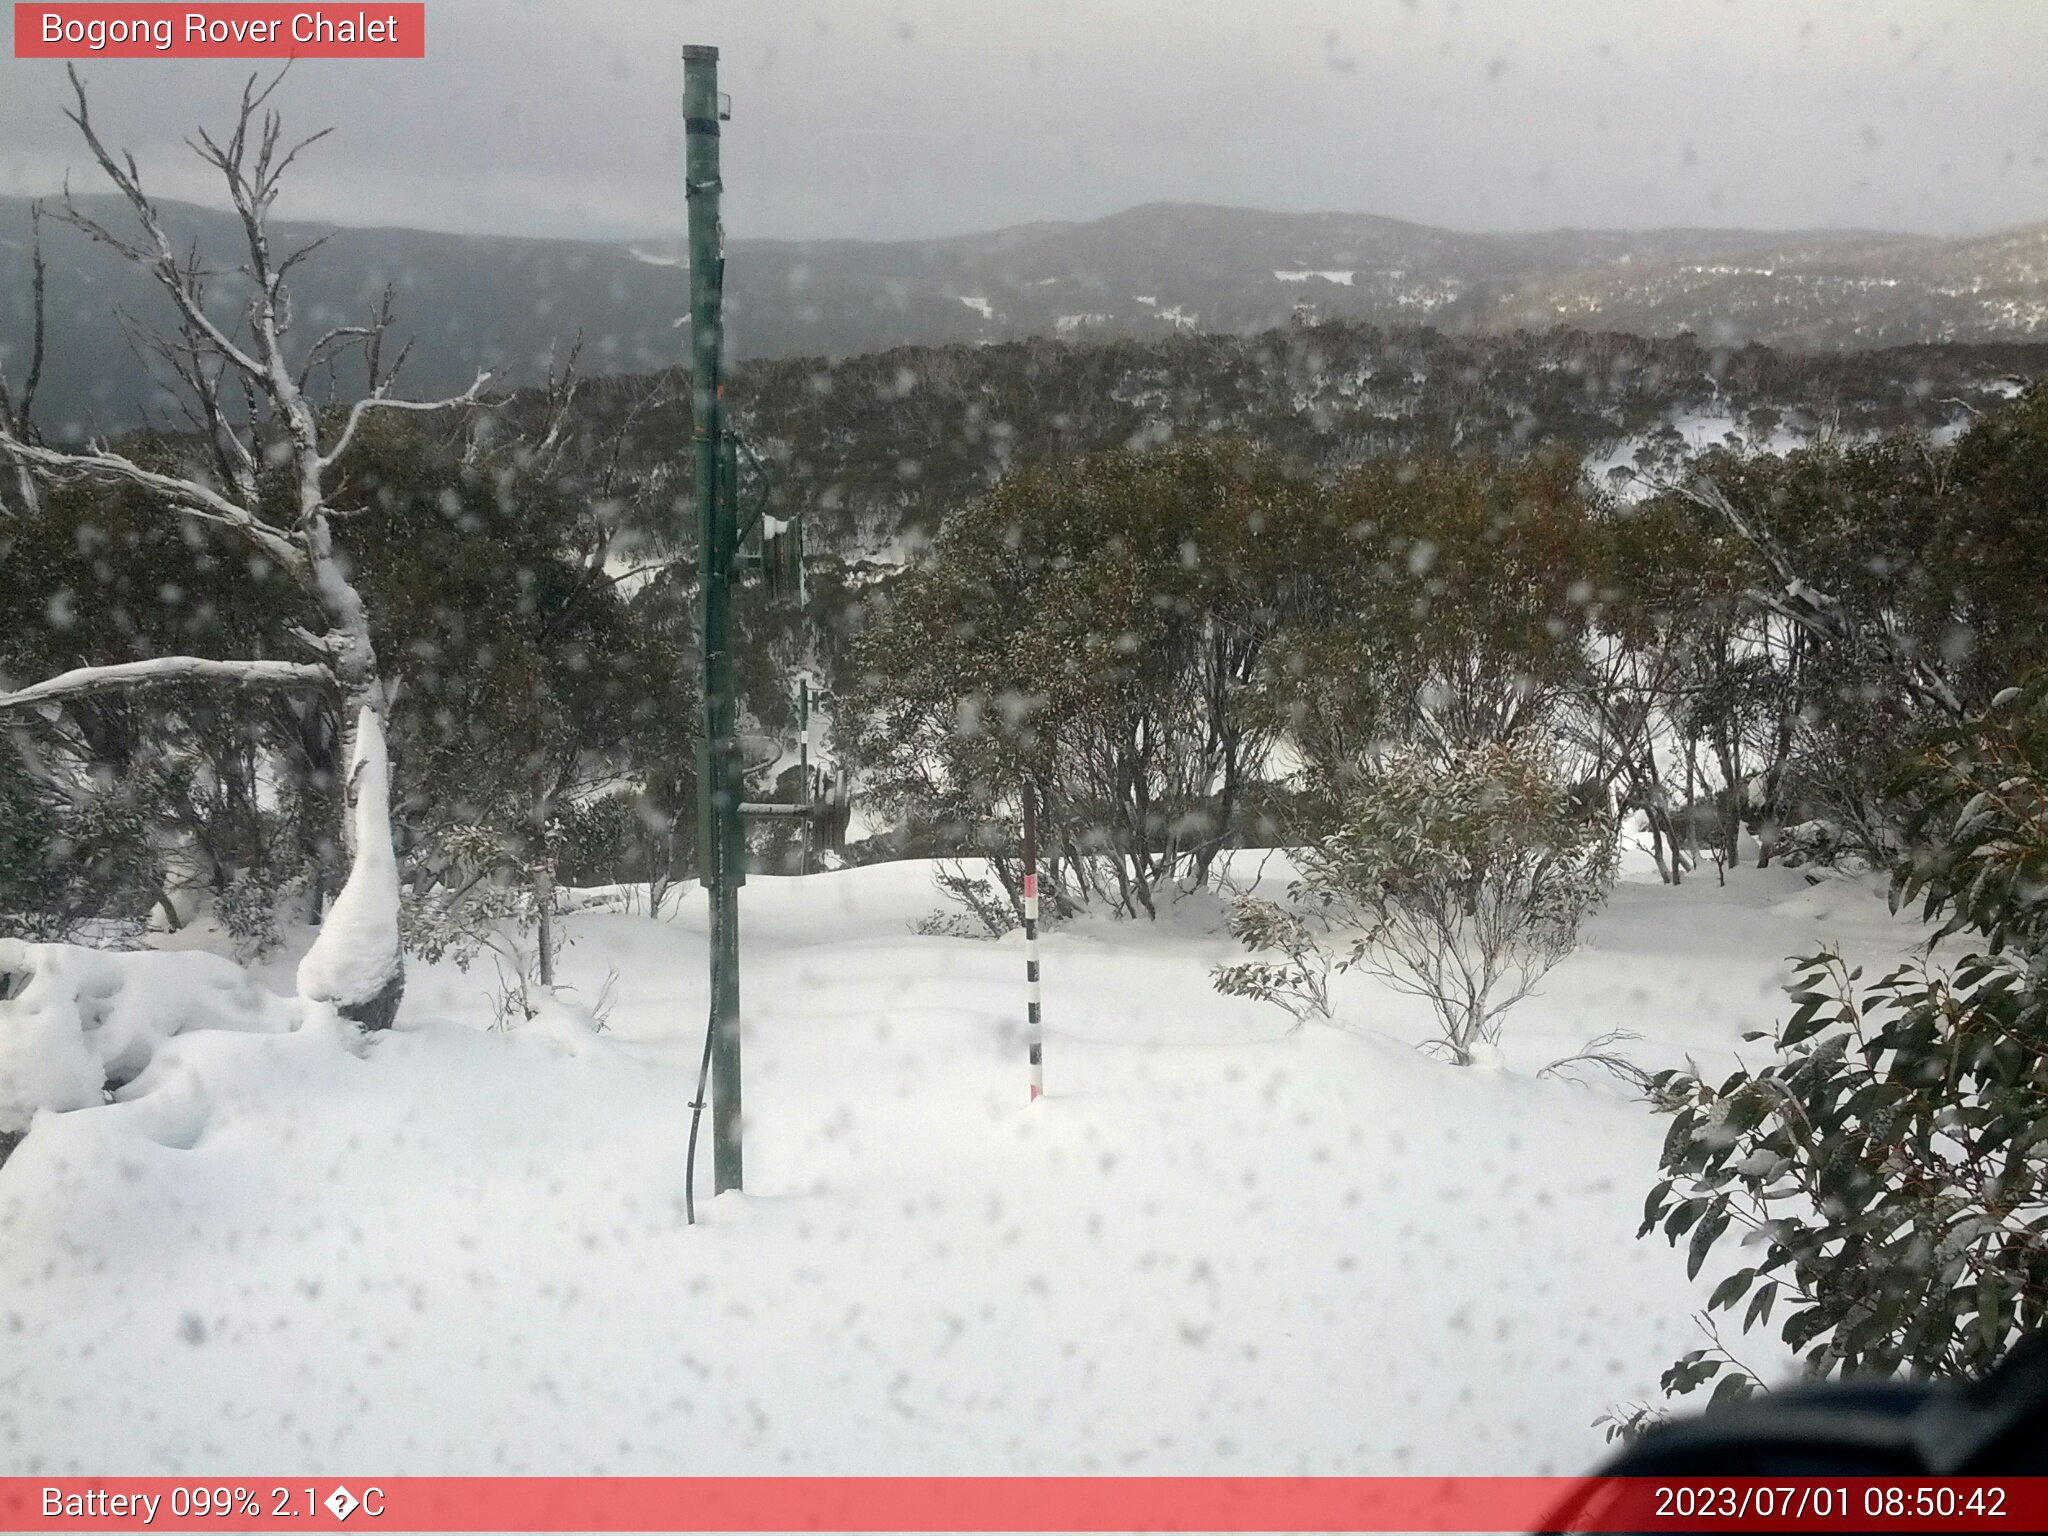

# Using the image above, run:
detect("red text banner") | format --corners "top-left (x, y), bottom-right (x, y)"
top-left (14, 5), bottom-right (425, 58)
top-left (3, 1477), bottom-right (2048, 1532)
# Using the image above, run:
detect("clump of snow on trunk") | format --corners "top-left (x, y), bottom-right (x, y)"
top-left (297, 706), bottom-right (404, 1031)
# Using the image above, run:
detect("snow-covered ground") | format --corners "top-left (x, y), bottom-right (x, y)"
top-left (0, 850), bottom-right (1928, 1476)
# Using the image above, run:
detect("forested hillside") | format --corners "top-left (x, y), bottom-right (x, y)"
top-left (517, 323), bottom-right (2048, 569)
top-left (11, 320), bottom-right (2048, 926)
top-left (7, 194), bottom-right (2046, 433)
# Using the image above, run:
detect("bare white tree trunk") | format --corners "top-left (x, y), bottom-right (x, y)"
top-left (296, 707), bottom-right (403, 1029)
top-left (0, 67), bottom-right (491, 1027)
top-left (534, 860), bottom-right (557, 988)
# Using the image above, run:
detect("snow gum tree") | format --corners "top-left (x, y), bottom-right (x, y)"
top-left (846, 440), bottom-right (1321, 917)
top-left (1255, 453), bottom-right (1600, 792)
top-left (1627, 388), bottom-right (2048, 867)
top-left (1572, 488), bottom-right (1801, 885)
top-left (0, 69), bottom-right (490, 1028)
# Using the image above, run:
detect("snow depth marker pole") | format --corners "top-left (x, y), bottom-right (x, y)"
top-left (798, 676), bottom-right (812, 877)
top-left (1024, 782), bottom-right (1043, 1101)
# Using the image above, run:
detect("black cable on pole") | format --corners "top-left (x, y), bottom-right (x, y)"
top-left (683, 994), bottom-right (715, 1225)
top-left (684, 797), bottom-right (723, 1226)
top-left (684, 845), bottom-right (721, 1226)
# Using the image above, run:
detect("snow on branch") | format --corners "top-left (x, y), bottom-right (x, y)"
top-left (0, 657), bottom-right (328, 714)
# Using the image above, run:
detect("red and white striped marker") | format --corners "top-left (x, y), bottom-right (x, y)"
top-left (1023, 784), bottom-right (1043, 1102)
top-left (1025, 872), bottom-right (1042, 1101)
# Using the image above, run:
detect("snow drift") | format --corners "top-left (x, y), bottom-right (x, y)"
top-left (0, 853), bottom-right (1931, 1475)
top-left (0, 939), bottom-right (295, 1141)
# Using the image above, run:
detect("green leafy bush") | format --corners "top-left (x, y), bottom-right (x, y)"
top-left (1640, 677), bottom-right (2048, 1406)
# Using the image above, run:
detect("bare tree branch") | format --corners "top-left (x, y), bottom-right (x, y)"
top-left (18, 200), bottom-right (47, 424)
top-left (149, 284), bottom-right (262, 502)
top-left (57, 65), bottom-right (273, 389)
top-left (319, 368), bottom-right (495, 472)
top-left (0, 434), bottom-right (304, 571)
top-left (296, 323), bottom-right (377, 391)
top-left (0, 202), bottom-right (49, 515)
top-left (361, 284), bottom-right (400, 391)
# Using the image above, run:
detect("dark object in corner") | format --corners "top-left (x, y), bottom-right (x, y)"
top-left (1540, 1337), bottom-right (2048, 1532)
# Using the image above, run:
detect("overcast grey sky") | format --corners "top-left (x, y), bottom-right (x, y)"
top-left (3, 0), bottom-right (2045, 242)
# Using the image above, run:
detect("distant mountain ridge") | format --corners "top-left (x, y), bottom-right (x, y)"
top-left (2, 195), bottom-right (2043, 434)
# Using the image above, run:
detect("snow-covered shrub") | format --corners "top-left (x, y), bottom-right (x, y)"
top-left (1639, 678), bottom-right (2048, 1407)
top-left (0, 939), bottom-right (293, 1161)
top-left (213, 858), bottom-right (314, 964)
top-left (402, 818), bottom-right (578, 1023)
top-left (402, 822), bottom-right (514, 957)
top-left (1217, 743), bottom-right (1616, 1062)
top-left (550, 791), bottom-right (644, 886)
top-left (923, 865), bottom-right (1024, 939)
top-left (1213, 896), bottom-right (1335, 1027)
top-left (1769, 818), bottom-right (1851, 870)
top-left (401, 820), bottom-right (540, 1016)
top-left (0, 744), bottom-right (165, 942)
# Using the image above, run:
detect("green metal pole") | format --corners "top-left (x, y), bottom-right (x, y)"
top-left (685, 43), bottom-right (742, 1196)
